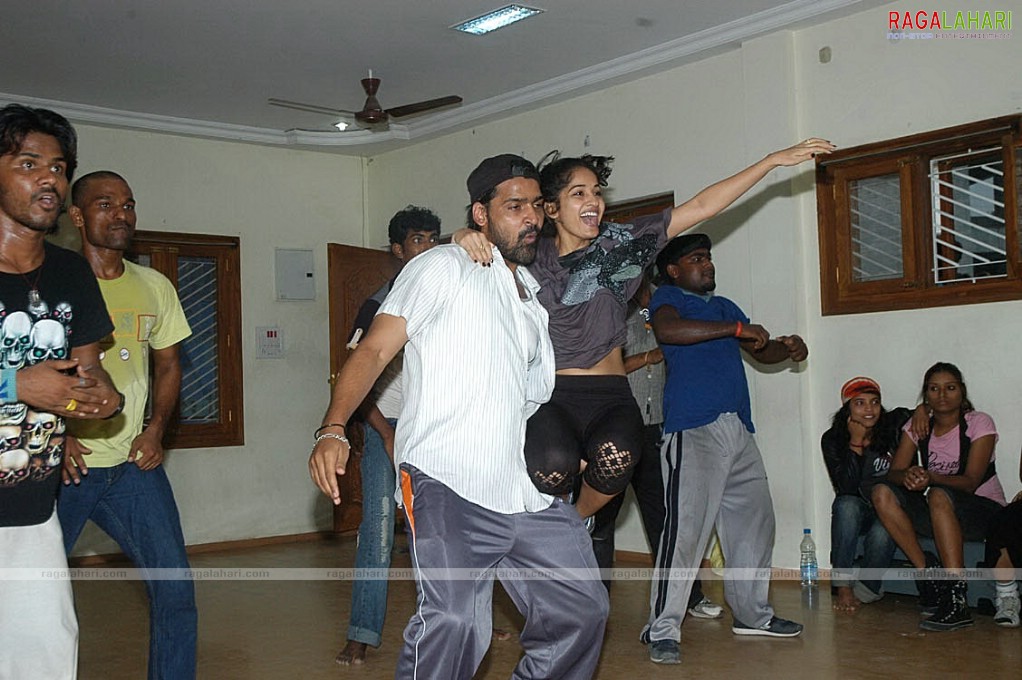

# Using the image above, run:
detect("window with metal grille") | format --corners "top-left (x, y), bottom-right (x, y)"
top-left (931, 149), bottom-right (1007, 283)
top-left (816, 115), bottom-right (1021, 315)
top-left (129, 232), bottom-right (244, 448)
top-left (849, 174), bottom-right (903, 283)
top-left (176, 256), bottom-right (221, 424)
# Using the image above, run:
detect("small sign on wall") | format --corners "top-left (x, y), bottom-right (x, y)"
top-left (275, 248), bottom-right (315, 300)
top-left (256, 326), bottom-right (284, 359)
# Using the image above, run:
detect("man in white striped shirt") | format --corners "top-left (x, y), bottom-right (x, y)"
top-left (309, 154), bottom-right (608, 679)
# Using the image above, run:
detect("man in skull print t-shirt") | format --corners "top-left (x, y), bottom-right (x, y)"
top-left (0, 237), bottom-right (113, 520)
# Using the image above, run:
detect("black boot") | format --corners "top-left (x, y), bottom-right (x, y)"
top-left (916, 552), bottom-right (941, 616)
top-left (920, 580), bottom-right (973, 632)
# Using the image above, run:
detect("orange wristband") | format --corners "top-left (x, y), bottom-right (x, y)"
top-left (734, 321), bottom-right (743, 337)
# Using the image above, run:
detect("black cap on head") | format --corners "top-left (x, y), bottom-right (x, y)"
top-left (467, 154), bottom-right (540, 204)
top-left (656, 233), bottom-right (712, 282)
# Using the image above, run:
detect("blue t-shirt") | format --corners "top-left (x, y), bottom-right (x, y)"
top-left (650, 285), bottom-right (754, 434)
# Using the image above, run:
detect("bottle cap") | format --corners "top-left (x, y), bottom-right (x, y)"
top-left (803, 528), bottom-right (811, 534)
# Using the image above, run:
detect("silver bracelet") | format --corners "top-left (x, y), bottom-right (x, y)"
top-left (315, 432), bottom-right (350, 447)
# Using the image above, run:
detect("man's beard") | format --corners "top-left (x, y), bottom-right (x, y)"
top-left (0, 187), bottom-right (61, 234)
top-left (494, 226), bottom-right (539, 266)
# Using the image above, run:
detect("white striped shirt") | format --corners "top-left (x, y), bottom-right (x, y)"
top-left (378, 244), bottom-right (555, 514)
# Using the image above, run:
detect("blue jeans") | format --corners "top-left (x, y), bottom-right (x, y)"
top-left (830, 494), bottom-right (895, 595)
top-left (58, 463), bottom-right (197, 680)
top-left (347, 419), bottom-right (397, 647)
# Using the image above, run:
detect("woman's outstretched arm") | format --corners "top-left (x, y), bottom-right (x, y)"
top-left (666, 138), bottom-right (836, 239)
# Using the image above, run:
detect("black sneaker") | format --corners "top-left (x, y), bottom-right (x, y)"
top-left (920, 580), bottom-right (973, 632)
top-left (732, 616), bottom-right (803, 637)
top-left (648, 639), bottom-right (681, 664)
top-left (916, 552), bottom-right (942, 616)
top-left (919, 578), bottom-right (945, 618)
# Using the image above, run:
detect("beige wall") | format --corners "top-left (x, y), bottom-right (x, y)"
top-left (367, 0), bottom-right (1022, 563)
top-left (68, 128), bottom-right (366, 555)
top-left (70, 0), bottom-right (1022, 569)
top-left (366, 39), bottom-right (816, 558)
top-left (794, 0), bottom-right (1022, 564)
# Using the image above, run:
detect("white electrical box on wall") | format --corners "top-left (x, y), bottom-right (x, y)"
top-left (275, 248), bottom-right (315, 300)
top-left (256, 326), bottom-right (285, 359)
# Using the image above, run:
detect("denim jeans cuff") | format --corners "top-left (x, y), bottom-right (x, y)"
top-left (852, 580), bottom-right (884, 603)
top-left (831, 569), bottom-right (855, 588)
top-left (346, 626), bottom-right (382, 648)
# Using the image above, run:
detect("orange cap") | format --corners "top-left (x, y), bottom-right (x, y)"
top-left (841, 376), bottom-right (881, 404)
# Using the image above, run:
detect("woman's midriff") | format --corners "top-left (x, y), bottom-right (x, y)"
top-left (555, 347), bottom-right (625, 377)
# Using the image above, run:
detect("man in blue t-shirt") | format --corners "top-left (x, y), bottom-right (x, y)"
top-left (641, 233), bottom-right (808, 665)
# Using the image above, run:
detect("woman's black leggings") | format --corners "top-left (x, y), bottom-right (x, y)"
top-left (985, 500), bottom-right (1022, 568)
top-left (525, 375), bottom-right (643, 496)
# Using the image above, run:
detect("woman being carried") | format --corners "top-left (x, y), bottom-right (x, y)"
top-left (821, 377), bottom-right (910, 612)
top-left (456, 138), bottom-right (834, 527)
top-left (872, 362), bottom-right (1007, 632)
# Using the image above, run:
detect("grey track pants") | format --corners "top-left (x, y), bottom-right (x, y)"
top-left (643, 413), bottom-right (776, 643)
top-left (397, 464), bottom-right (609, 680)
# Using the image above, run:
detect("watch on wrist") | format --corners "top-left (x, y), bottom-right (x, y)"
top-left (105, 391), bottom-right (126, 419)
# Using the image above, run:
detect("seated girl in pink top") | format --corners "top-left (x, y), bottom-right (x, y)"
top-left (872, 362), bottom-right (1006, 633)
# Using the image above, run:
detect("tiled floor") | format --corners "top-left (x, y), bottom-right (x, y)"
top-left (74, 536), bottom-right (1021, 678)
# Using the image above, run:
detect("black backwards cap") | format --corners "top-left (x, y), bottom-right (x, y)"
top-left (467, 154), bottom-right (540, 203)
top-left (656, 233), bottom-right (712, 282)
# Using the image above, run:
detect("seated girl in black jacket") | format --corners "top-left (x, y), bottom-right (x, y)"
top-left (822, 377), bottom-right (910, 612)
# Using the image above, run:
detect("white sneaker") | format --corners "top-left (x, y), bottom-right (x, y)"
top-left (687, 597), bottom-right (724, 619)
top-left (994, 592), bottom-right (1021, 628)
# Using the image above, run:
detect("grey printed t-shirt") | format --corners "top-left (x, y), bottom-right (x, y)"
top-left (529, 208), bottom-right (670, 370)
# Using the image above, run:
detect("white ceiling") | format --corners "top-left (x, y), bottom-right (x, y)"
top-left (0, 0), bottom-right (885, 151)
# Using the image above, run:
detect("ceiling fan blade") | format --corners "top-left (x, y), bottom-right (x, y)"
top-left (386, 95), bottom-right (463, 119)
top-left (267, 98), bottom-right (355, 116)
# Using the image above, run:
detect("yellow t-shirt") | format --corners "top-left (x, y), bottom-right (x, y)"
top-left (74, 261), bottom-right (191, 467)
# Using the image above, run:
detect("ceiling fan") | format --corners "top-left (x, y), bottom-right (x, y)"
top-left (269, 73), bottom-right (462, 130)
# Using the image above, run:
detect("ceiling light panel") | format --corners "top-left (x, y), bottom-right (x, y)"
top-left (451, 5), bottom-right (544, 35)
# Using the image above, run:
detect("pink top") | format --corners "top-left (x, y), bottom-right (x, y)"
top-left (903, 410), bottom-right (1006, 505)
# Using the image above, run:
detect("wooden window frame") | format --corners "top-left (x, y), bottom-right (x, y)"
top-left (605, 191), bottom-right (674, 223)
top-left (129, 230), bottom-right (244, 449)
top-left (816, 114), bottom-right (1021, 315)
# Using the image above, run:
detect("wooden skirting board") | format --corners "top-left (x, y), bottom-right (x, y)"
top-left (68, 530), bottom-right (336, 567)
top-left (69, 530), bottom-right (657, 568)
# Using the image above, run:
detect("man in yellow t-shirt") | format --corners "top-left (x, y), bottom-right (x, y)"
top-left (60, 171), bottom-right (197, 680)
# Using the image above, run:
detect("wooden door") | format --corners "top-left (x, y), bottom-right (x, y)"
top-left (327, 243), bottom-right (401, 533)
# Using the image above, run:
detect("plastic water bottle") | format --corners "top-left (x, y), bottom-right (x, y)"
top-left (800, 528), bottom-right (818, 587)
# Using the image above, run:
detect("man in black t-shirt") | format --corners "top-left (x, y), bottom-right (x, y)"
top-left (0, 104), bottom-right (120, 680)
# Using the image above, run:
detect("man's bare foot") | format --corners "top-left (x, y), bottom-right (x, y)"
top-left (335, 641), bottom-right (368, 666)
top-left (833, 586), bottom-right (861, 613)
top-left (493, 628), bottom-right (515, 641)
